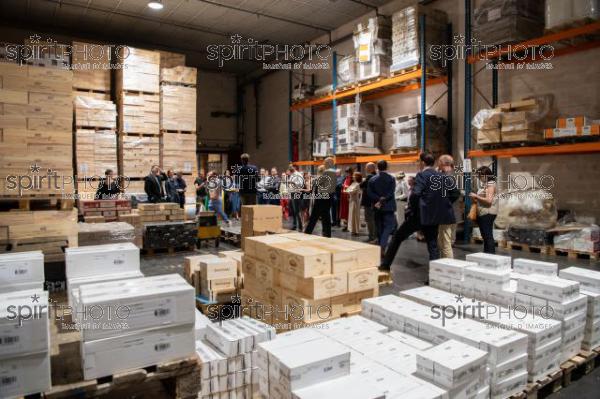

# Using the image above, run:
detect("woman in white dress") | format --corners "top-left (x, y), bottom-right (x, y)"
top-left (345, 172), bottom-right (363, 236)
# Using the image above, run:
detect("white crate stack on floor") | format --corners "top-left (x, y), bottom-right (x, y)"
top-left (559, 267), bottom-right (600, 350)
top-left (0, 251), bottom-right (44, 293)
top-left (0, 289), bottom-right (51, 397)
top-left (77, 274), bottom-right (196, 379)
top-left (65, 243), bottom-right (143, 317)
top-left (361, 295), bottom-right (529, 399)
top-left (196, 317), bottom-right (275, 398)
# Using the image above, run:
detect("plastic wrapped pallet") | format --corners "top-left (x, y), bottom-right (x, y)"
top-left (553, 225), bottom-right (600, 252)
top-left (71, 41), bottom-right (111, 92)
top-left (546, 0), bottom-right (600, 30)
top-left (143, 221), bottom-right (197, 249)
top-left (312, 135), bottom-right (333, 158)
top-left (473, 0), bottom-right (545, 45)
top-left (119, 135), bottom-right (159, 178)
top-left (390, 5), bottom-right (449, 72)
top-left (77, 221), bottom-right (136, 246)
top-left (160, 84), bottom-right (196, 131)
top-left (75, 128), bottom-right (117, 177)
top-left (388, 114), bottom-right (448, 154)
top-left (74, 95), bottom-right (117, 129)
top-left (337, 55), bottom-right (356, 87)
top-left (336, 103), bottom-right (384, 154)
top-left (495, 190), bottom-right (557, 230)
top-left (115, 47), bottom-right (160, 93)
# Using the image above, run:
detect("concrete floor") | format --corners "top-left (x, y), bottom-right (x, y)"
top-left (140, 220), bottom-right (600, 398)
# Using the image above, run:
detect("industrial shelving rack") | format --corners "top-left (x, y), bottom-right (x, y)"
top-left (462, 0), bottom-right (600, 241)
top-left (288, 16), bottom-right (453, 168)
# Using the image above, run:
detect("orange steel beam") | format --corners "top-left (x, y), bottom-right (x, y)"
top-left (468, 21), bottom-right (600, 63)
top-left (290, 68), bottom-right (425, 111)
top-left (468, 142), bottom-right (600, 159)
top-left (292, 152), bottom-right (420, 166)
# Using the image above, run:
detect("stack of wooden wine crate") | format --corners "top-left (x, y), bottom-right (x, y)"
top-left (71, 42), bottom-right (117, 199)
top-left (0, 58), bottom-right (78, 263)
top-left (115, 47), bottom-right (160, 189)
top-left (242, 233), bottom-right (380, 331)
top-left (159, 64), bottom-right (198, 194)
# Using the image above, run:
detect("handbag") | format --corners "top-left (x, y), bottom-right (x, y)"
top-left (467, 201), bottom-right (478, 221)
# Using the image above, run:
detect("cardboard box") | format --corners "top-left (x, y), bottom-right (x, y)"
top-left (82, 324), bottom-right (195, 379)
top-left (513, 258), bottom-right (558, 276)
top-left (517, 275), bottom-right (579, 302)
top-left (0, 290), bottom-right (49, 357)
top-left (0, 352), bottom-right (51, 398)
top-left (465, 253), bottom-right (512, 270)
top-left (305, 241), bottom-right (359, 273)
top-left (328, 238), bottom-right (380, 269)
top-left (291, 374), bottom-right (385, 399)
top-left (78, 274), bottom-right (195, 340)
top-left (560, 267), bottom-right (600, 294)
top-left (429, 258), bottom-right (478, 280)
top-left (280, 273), bottom-right (347, 300)
top-left (0, 251), bottom-right (44, 292)
top-left (281, 290), bottom-right (337, 324)
top-left (65, 242), bottom-right (140, 279)
top-left (279, 245), bottom-right (332, 278)
top-left (556, 116), bottom-right (592, 129)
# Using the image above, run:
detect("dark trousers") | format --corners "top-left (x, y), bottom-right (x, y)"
top-left (381, 217), bottom-right (440, 268)
top-left (364, 206), bottom-right (377, 241)
top-left (304, 197), bottom-right (332, 237)
top-left (290, 196), bottom-right (303, 230)
top-left (375, 210), bottom-right (396, 252)
top-left (330, 193), bottom-right (339, 226)
top-left (477, 214), bottom-right (497, 254)
top-left (179, 193), bottom-right (185, 209)
top-left (257, 192), bottom-right (267, 204)
top-left (240, 193), bottom-right (256, 206)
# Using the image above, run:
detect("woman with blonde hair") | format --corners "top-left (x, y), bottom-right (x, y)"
top-left (345, 172), bottom-right (363, 236)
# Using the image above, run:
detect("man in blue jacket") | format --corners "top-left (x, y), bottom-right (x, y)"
top-left (380, 152), bottom-right (446, 270)
top-left (367, 160), bottom-right (396, 256)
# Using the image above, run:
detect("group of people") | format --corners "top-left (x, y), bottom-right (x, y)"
top-left (143, 166), bottom-right (188, 208)
top-left (140, 152), bottom-right (498, 270)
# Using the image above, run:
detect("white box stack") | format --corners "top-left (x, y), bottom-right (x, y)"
top-left (513, 259), bottom-right (558, 277)
top-left (65, 242), bottom-right (143, 316)
top-left (0, 251), bottom-right (44, 293)
top-left (400, 286), bottom-right (562, 382)
top-left (361, 295), bottom-right (529, 398)
top-left (560, 267), bottom-right (600, 351)
top-left (0, 289), bottom-right (51, 397)
top-left (197, 317), bottom-right (275, 398)
top-left (416, 339), bottom-right (488, 398)
top-left (353, 16), bottom-right (391, 81)
top-left (78, 274), bottom-right (196, 379)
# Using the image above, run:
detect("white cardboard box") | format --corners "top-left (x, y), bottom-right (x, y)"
top-left (560, 267), bottom-right (600, 294)
top-left (429, 258), bottom-right (478, 280)
top-left (291, 375), bottom-right (385, 399)
top-left (82, 323), bottom-right (195, 380)
top-left (0, 251), bottom-right (44, 292)
top-left (517, 275), bottom-right (580, 302)
top-left (0, 289), bottom-right (49, 357)
top-left (465, 253), bottom-right (512, 270)
top-left (512, 259), bottom-right (558, 277)
top-left (78, 274), bottom-right (195, 340)
top-left (68, 270), bottom-right (144, 309)
top-left (0, 352), bottom-right (51, 398)
top-left (65, 242), bottom-right (140, 279)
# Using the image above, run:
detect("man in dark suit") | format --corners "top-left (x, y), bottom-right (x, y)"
top-left (380, 152), bottom-right (444, 270)
top-left (144, 165), bottom-right (166, 203)
top-left (360, 162), bottom-right (378, 243)
top-left (165, 169), bottom-right (180, 204)
top-left (367, 160), bottom-right (396, 256)
top-left (234, 153), bottom-right (258, 206)
top-left (95, 169), bottom-right (120, 200)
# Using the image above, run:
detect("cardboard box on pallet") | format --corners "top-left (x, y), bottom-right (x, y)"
top-left (115, 47), bottom-right (160, 93)
top-left (0, 352), bottom-right (51, 398)
top-left (65, 242), bottom-right (139, 280)
top-left (160, 84), bottom-right (196, 132)
top-left (71, 41), bottom-right (111, 92)
top-left (0, 251), bottom-right (44, 293)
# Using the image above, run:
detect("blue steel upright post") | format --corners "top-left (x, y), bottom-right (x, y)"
top-left (332, 52), bottom-right (338, 157)
top-left (420, 14), bottom-right (427, 152)
top-left (464, 0), bottom-right (473, 243)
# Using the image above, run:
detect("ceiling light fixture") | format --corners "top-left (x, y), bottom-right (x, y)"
top-left (147, 1), bottom-right (164, 10)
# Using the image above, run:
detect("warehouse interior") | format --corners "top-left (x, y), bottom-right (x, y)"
top-left (1, 0), bottom-right (600, 398)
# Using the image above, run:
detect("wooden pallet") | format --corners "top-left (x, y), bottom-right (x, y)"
top-left (0, 197), bottom-right (74, 212)
top-left (553, 248), bottom-right (599, 261)
top-left (480, 141), bottom-right (546, 150)
top-left (220, 229), bottom-right (241, 246)
top-left (378, 271), bottom-right (392, 286)
top-left (0, 236), bottom-right (70, 262)
top-left (506, 241), bottom-right (552, 255)
top-left (561, 349), bottom-right (599, 387)
top-left (142, 243), bottom-right (195, 256)
top-left (160, 129), bottom-right (197, 135)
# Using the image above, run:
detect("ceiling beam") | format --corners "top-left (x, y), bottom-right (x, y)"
top-left (193, 0), bottom-right (333, 33)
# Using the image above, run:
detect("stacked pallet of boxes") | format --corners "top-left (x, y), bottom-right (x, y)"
top-left (312, 135), bottom-right (333, 158)
top-left (473, 0), bottom-right (545, 45)
top-left (242, 233), bottom-right (379, 330)
top-left (138, 202), bottom-right (185, 222)
top-left (184, 254), bottom-right (239, 301)
top-left (559, 268), bottom-right (600, 351)
top-left (77, 274), bottom-right (196, 379)
top-left (545, 0), bottom-right (600, 31)
top-left (387, 114), bottom-right (448, 154)
top-left (159, 65), bottom-right (197, 197)
top-left (115, 47), bottom-right (160, 186)
top-left (353, 16), bottom-right (391, 81)
top-left (553, 226), bottom-right (600, 256)
top-left (336, 103), bottom-right (384, 155)
top-left (71, 42), bottom-right (117, 199)
top-left (195, 317), bottom-right (275, 398)
top-left (0, 209), bottom-right (78, 262)
top-left (390, 5), bottom-right (448, 73)
top-left (117, 211), bottom-right (143, 247)
top-left (544, 116), bottom-right (600, 141)
top-left (79, 199), bottom-right (131, 222)
top-left (77, 222), bottom-right (136, 246)
top-left (0, 63), bottom-right (73, 197)
top-left (0, 288), bottom-right (52, 397)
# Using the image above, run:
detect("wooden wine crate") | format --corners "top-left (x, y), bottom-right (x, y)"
top-left (71, 41), bottom-right (111, 92)
top-left (160, 133), bottom-right (197, 175)
top-left (160, 66), bottom-right (197, 85)
top-left (159, 84), bottom-right (196, 132)
top-left (115, 47), bottom-right (160, 94)
top-left (117, 91), bottom-right (160, 134)
top-left (119, 134), bottom-right (160, 178)
top-left (158, 50), bottom-right (186, 68)
top-left (75, 128), bottom-right (118, 177)
top-left (74, 95), bottom-right (117, 129)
